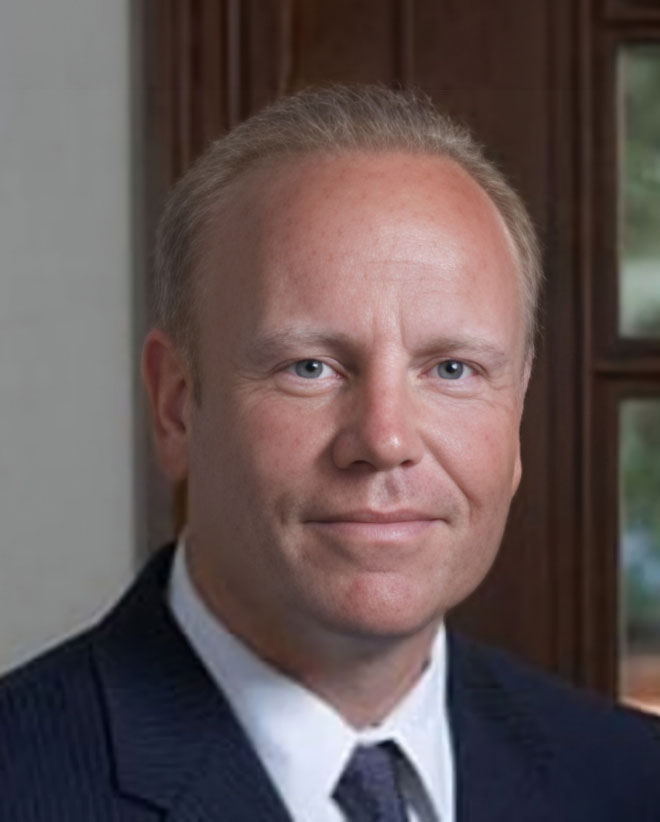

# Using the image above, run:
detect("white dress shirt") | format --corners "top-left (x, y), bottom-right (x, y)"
top-left (168, 542), bottom-right (455, 822)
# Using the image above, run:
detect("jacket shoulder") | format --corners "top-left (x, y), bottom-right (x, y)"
top-left (0, 626), bottom-right (101, 745)
top-left (0, 615), bottom-right (160, 820)
top-left (454, 633), bottom-right (660, 736)
top-left (451, 634), bottom-right (660, 792)
top-left (0, 630), bottom-right (123, 816)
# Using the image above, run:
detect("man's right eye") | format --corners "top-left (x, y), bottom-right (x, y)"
top-left (291, 359), bottom-right (332, 379)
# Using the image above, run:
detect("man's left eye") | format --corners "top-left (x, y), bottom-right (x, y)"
top-left (434, 360), bottom-right (473, 380)
top-left (291, 359), bottom-right (334, 379)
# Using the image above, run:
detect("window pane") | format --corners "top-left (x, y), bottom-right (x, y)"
top-left (620, 398), bottom-right (660, 712)
top-left (619, 45), bottom-right (660, 338)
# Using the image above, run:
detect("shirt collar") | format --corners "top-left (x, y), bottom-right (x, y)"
top-left (168, 539), bottom-right (453, 821)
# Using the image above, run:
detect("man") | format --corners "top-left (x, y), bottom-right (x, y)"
top-left (1, 85), bottom-right (658, 821)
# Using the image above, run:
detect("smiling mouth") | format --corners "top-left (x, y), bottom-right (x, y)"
top-left (307, 510), bottom-right (441, 542)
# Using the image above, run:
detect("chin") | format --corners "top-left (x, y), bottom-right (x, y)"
top-left (322, 611), bottom-right (442, 649)
top-left (311, 577), bottom-right (445, 643)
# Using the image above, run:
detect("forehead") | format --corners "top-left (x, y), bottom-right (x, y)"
top-left (197, 150), bottom-right (523, 352)
top-left (220, 150), bottom-right (515, 258)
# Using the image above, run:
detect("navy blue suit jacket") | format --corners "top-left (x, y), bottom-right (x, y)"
top-left (1, 545), bottom-right (659, 820)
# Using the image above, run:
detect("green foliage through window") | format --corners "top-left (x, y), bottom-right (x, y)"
top-left (620, 399), bottom-right (660, 652)
top-left (620, 46), bottom-right (660, 337)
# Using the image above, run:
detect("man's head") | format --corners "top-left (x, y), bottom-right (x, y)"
top-left (143, 84), bottom-right (541, 665)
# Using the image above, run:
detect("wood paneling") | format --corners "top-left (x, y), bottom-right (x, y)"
top-left (288, 0), bottom-right (405, 87)
top-left (604, 0), bottom-right (660, 23)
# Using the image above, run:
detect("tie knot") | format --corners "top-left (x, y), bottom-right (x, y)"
top-left (333, 741), bottom-right (408, 822)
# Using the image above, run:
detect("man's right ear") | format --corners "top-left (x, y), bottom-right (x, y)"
top-left (141, 328), bottom-right (194, 482)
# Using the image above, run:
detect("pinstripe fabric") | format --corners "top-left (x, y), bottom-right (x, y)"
top-left (0, 635), bottom-right (156, 821)
top-left (1, 545), bottom-right (659, 821)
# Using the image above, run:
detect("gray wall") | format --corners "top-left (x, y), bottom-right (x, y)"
top-left (0, 1), bottom-right (136, 673)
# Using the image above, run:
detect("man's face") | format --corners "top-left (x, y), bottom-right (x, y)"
top-left (185, 151), bottom-right (529, 649)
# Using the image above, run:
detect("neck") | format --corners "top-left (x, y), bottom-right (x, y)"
top-left (280, 628), bottom-right (439, 728)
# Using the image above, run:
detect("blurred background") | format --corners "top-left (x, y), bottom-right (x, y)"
top-left (2, 0), bottom-right (660, 714)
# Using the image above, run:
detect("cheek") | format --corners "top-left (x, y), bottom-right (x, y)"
top-left (432, 404), bottom-right (521, 504)
top-left (214, 395), bottom-right (332, 500)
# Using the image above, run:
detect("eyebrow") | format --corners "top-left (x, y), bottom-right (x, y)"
top-left (245, 329), bottom-right (510, 370)
top-left (245, 330), bottom-right (357, 366)
top-left (414, 336), bottom-right (510, 368)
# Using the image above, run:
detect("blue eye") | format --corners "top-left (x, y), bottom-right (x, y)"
top-left (293, 359), bottom-right (327, 379)
top-left (436, 360), bottom-right (468, 380)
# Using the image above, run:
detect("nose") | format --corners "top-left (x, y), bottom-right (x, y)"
top-left (331, 371), bottom-right (425, 471)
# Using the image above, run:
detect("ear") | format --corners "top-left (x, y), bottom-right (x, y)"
top-left (521, 354), bottom-right (533, 396)
top-left (141, 328), bottom-right (194, 482)
top-left (511, 354), bottom-right (533, 496)
top-left (511, 444), bottom-right (523, 496)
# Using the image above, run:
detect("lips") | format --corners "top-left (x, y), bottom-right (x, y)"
top-left (311, 509), bottom-right (438, 524)
top-left (306, 510), bottom-right (441, 543)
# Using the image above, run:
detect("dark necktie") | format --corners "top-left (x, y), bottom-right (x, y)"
top-left (332, 741), bottom-right (408, 822)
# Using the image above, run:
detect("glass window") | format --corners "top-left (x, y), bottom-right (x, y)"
top-left (619, 45), bottom-right (660, 338)
top-left (619, 398), bottom-right (660, 713)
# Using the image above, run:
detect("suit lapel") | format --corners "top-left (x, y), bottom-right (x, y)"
top-left (92, 546), bottom-right (293, 822)
top-left (447, 633), bottom-right (554, 822)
